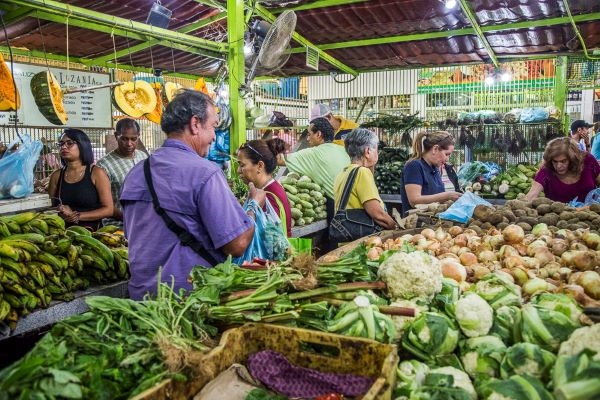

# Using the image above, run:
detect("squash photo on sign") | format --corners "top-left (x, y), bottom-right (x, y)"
top-left (30, 70), bottom-right (67, 125)
top-left (162, 81), bottom-right (183, 105)
top-left (0, 53), bottom-right (20, 111)
top-left (145, 82), bottom-right (163, 124)
top-left (112, 80), bottom-right (157, 118)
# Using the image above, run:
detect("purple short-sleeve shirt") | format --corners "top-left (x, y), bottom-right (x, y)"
top-left (534, 153), bottom-right (600, 203)
top-left (120, 139), bottom-right (252, 300)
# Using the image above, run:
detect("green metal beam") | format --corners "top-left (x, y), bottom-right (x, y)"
top-left (458, 0), bottom-right (498, 67)
top-left (227, 0), bottom-right (246, 153)
top-left (272, 0), bottom-right (369, 13)
top-left (0, 45), bottom-right (199, 79)
top-left (295, 11), bottom-right (600, 52)
top-left (91, 11), bottom-right (227, 64)
top-left (554, 56), bottom-right (568, 128)
top-left (2, 0), bottom-right (226, 54)
top-left (253, 3), bottom-right (358, 76)
top-left (193, 0), bottom-right (226, 11)
top-left (1, 6), bottom-right (35, 25)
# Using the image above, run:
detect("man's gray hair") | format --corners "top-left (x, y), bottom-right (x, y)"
top-left (345, 128), bottom-right (378, 162)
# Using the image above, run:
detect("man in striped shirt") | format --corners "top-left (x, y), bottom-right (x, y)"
top-left (97, 118), bottom-right (147, 225)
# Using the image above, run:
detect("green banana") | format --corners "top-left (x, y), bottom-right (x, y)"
top-left (47, 283), bottom-right (67, 295)
top-left (6, 283), bottom-right (28, 297)
top-left (55, 255), bottom-right (69, 270)
top-left (23, 294), bottom-right (38, 311)
top-left (72, 234), bottom-right (114, 266)
top-left (0, 257), bottom-right (27, 277)
top-left (39, 213), bottom-right (65, 230)
top-left (28, 265), bottom-right (46, 287)
top-left (41, 241), bottom-right (59, 254)
top-left (66, 225), bottom-right (92, 236)
top-left (33, 252), bottom-right (63, 272)
top-left (0, 242), bottom-right (19, 261)
top-left (1, 269), bottom-right (20, 285)
top-left (3, 293), bottom-right (22, 309)
top-left (0, 299), bottom-right (11, 320)
top-left (75, 257), bottom-right (84, 273)
top-left (92, 232), bottom-right (124, 247)
top-left (20, 278), bottom-right (38, 293)
top-left (2, 211), bottom-right (38, 226)
top-left (96, 225), bottom-right (120, 233)
top-left (0, 221), bottom-right (10, 238)
top-left (4, 220), bottom-right (21, 234)
top-left (27, 218), bottom-right (49, 235)
top-left (15, 248), bottom-right (31, 263)
top-left (30, 261), bottom-right (54, 278)
top-left (56, 238), bottom-right (72, 254)
top-left (0, 239), bottom-right (40, 255)
top-left (112, 246), bottom-right (129, 260)
top-left (66, 244), bottom-right (79, 267)
top-left (81, 250), bottom-right (110, 271)
top-left (4, 233), bottom-right (45, 244)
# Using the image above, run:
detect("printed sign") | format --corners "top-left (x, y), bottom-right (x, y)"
top-left (0, 62), bottom-right (112, 128)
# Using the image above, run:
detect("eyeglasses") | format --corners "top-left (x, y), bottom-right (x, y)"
top-left (241, 142), bottom-right (262, 159)
top-left (56, 140), bottom-right (77, 149)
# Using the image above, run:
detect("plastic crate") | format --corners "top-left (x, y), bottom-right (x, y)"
top-left (133, 323), bottom-right (398, 400)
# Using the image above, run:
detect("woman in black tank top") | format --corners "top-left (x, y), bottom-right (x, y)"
top-left (47, 129), bottom-right (113, 231)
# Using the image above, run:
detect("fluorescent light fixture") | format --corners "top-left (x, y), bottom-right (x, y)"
top-left (445, 0), bottom-right (457, 9)
top-left (484, 76), bottom-right (495, 85)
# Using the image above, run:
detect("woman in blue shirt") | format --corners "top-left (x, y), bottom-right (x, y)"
top-left (401, 130), bottom-right (462, 216)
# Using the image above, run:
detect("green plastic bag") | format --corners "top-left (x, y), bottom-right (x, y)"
top-left (288, 237), bottom-right (312, 254)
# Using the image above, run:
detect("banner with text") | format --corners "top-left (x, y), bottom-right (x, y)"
top-left (0, 62), bottom-right (112, 128)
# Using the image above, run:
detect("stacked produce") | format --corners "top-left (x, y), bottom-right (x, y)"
top-left (280, 173), bottom-right (327, 226)
top-left (0, 212), bottom-right (129, 329)
top-left (478, 163), bottom-right (538, 199)
top-left (374, 147), bottom-right (410, 194)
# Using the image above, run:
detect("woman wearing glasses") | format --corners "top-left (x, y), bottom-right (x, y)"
top-left (237, 139), bottom-right (292, 237)
top-left (401, 130), bottom-right (462, 217)
top-left (47, 129), bottom-right (113, 230)
top-left (525, 137), bottom-right (600, 203)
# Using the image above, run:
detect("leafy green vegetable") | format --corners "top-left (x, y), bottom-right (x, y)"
top-left (488, 305), bottom-right (523, 346)
top-left (470, 272), bottom-right (522, 310)
top-left (552, 351), bottom-right (600, 400)
top-left (500, 342), bottom-right (556, 383)
top-left (459, 335), bottom-right (507, 381)
top-left (521, 304), bottom-right (580, 352)
top-left (402, 312), bottom-right (459, 362)
top-left (477, 375), bottom-right (554, 400)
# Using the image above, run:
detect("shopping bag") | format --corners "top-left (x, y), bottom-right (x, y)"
top-left (233, 199), bottom-right (290, 264)
top-left (0, 134), bottom-right (43, 199)
top-left (438, 191), bottom-right (492, 224)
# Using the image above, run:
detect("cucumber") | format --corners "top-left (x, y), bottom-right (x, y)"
top-left (282, 184), bottom-right (298, 195)
top-left (299, 200), bottom-right (313, 209)
top-left (303, 209), bottom-right (316, 218)
top-left (291, 208), bottom-right (302, 219)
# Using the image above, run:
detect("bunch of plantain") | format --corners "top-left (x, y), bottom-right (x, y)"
top-left (0, 212), bottom-right (129, 329)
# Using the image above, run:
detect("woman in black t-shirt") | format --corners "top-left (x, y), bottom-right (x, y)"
top-left (47, 129), bottom-right (113, 231)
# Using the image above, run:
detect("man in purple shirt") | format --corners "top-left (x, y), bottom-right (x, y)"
top-left (120, 90), bottom-right (260, 300)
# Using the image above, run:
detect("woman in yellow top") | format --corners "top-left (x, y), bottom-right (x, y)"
top-left (333, 128), bottom-right (397, 231)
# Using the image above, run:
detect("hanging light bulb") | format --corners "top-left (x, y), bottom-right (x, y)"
top-left (484, 76), bottom-right (495, 85)
top-left (243, 42), bottom-right (253, 57)
top-left (445, 0), bottom-right (457, 9)
top-left (500, 71), bottom-right (512, 82)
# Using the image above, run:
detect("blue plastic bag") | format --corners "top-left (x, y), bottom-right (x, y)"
top-left (569, 188), bottom-right (600, 208)
top-left (0, 134), bottom-right (43, 199)
top-left (233, 199), bottom-right (290, 264)
top-left (519, 107), bottom-right (549, 123)
top-left (438, 192), bottom-right (492, 224)
top-left (207, 128), bottom-right (230, 165)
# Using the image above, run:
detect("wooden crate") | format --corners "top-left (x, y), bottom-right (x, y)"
top-left (133, 323), bottom-right (398, 400)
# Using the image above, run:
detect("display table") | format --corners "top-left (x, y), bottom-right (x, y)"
top-left (0, 281), bottom-right (128, 340)
top-left (0, 193), bottom-right (52, 215)
top-left (291, 219), bottom-right (328, 237)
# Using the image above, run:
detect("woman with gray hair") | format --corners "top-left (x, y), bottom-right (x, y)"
top-left (331, 128), bottom-right (397, 243)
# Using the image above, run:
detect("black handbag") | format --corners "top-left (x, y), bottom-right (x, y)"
top-left (329, 166), bottom-right (382, 244)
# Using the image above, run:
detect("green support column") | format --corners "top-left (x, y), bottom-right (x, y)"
top-left (227, 0), bottom-right (246, 155)
top-left (554, 56), bottom-right (568, 131)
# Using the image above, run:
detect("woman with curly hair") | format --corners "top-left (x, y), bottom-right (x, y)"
top-left (526, 136), bottom-right (600, 203)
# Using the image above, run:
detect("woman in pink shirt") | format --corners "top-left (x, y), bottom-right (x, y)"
top-left (526, 137), bottom-right (600, 203)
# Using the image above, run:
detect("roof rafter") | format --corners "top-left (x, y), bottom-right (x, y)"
top-left (458, 0), bottom-right (498, 67)
top-left (91, 11), bottom-right (227, 64)
top-left (2, 0), bottom-right (227, 58)
top-left (290, 11), bottom-right (600, 53)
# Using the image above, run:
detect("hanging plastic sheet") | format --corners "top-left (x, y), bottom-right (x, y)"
top-left (0, 134), bottom-right (43, 199)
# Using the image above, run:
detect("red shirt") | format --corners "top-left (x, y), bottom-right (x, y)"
top-left (264, 180), bottom-right (293, 237)
top-left (534, 153), bottom-right (600, 203)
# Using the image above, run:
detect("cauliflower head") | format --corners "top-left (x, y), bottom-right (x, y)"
top-left (428, 366), bottom-right (477, 400)
top-left (558, 323), bottom-right (600, 361)
top-left (389, 298), bottom-right (429, 340)
top-left (377, 250), bottom-right (443, 301)
top-left (455, 292), bottom-right (494, 338)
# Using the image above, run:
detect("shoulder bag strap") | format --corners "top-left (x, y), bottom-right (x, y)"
top-left (265, 191), bottom-right (287, 236)
top-left (143, 158), bottom-right (219, 266)
top-left (338, 166), bottom-right (360, 212)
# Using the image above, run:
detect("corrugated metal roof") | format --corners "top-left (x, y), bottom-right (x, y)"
top-left (1, 0), bottom-right (599, 77)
